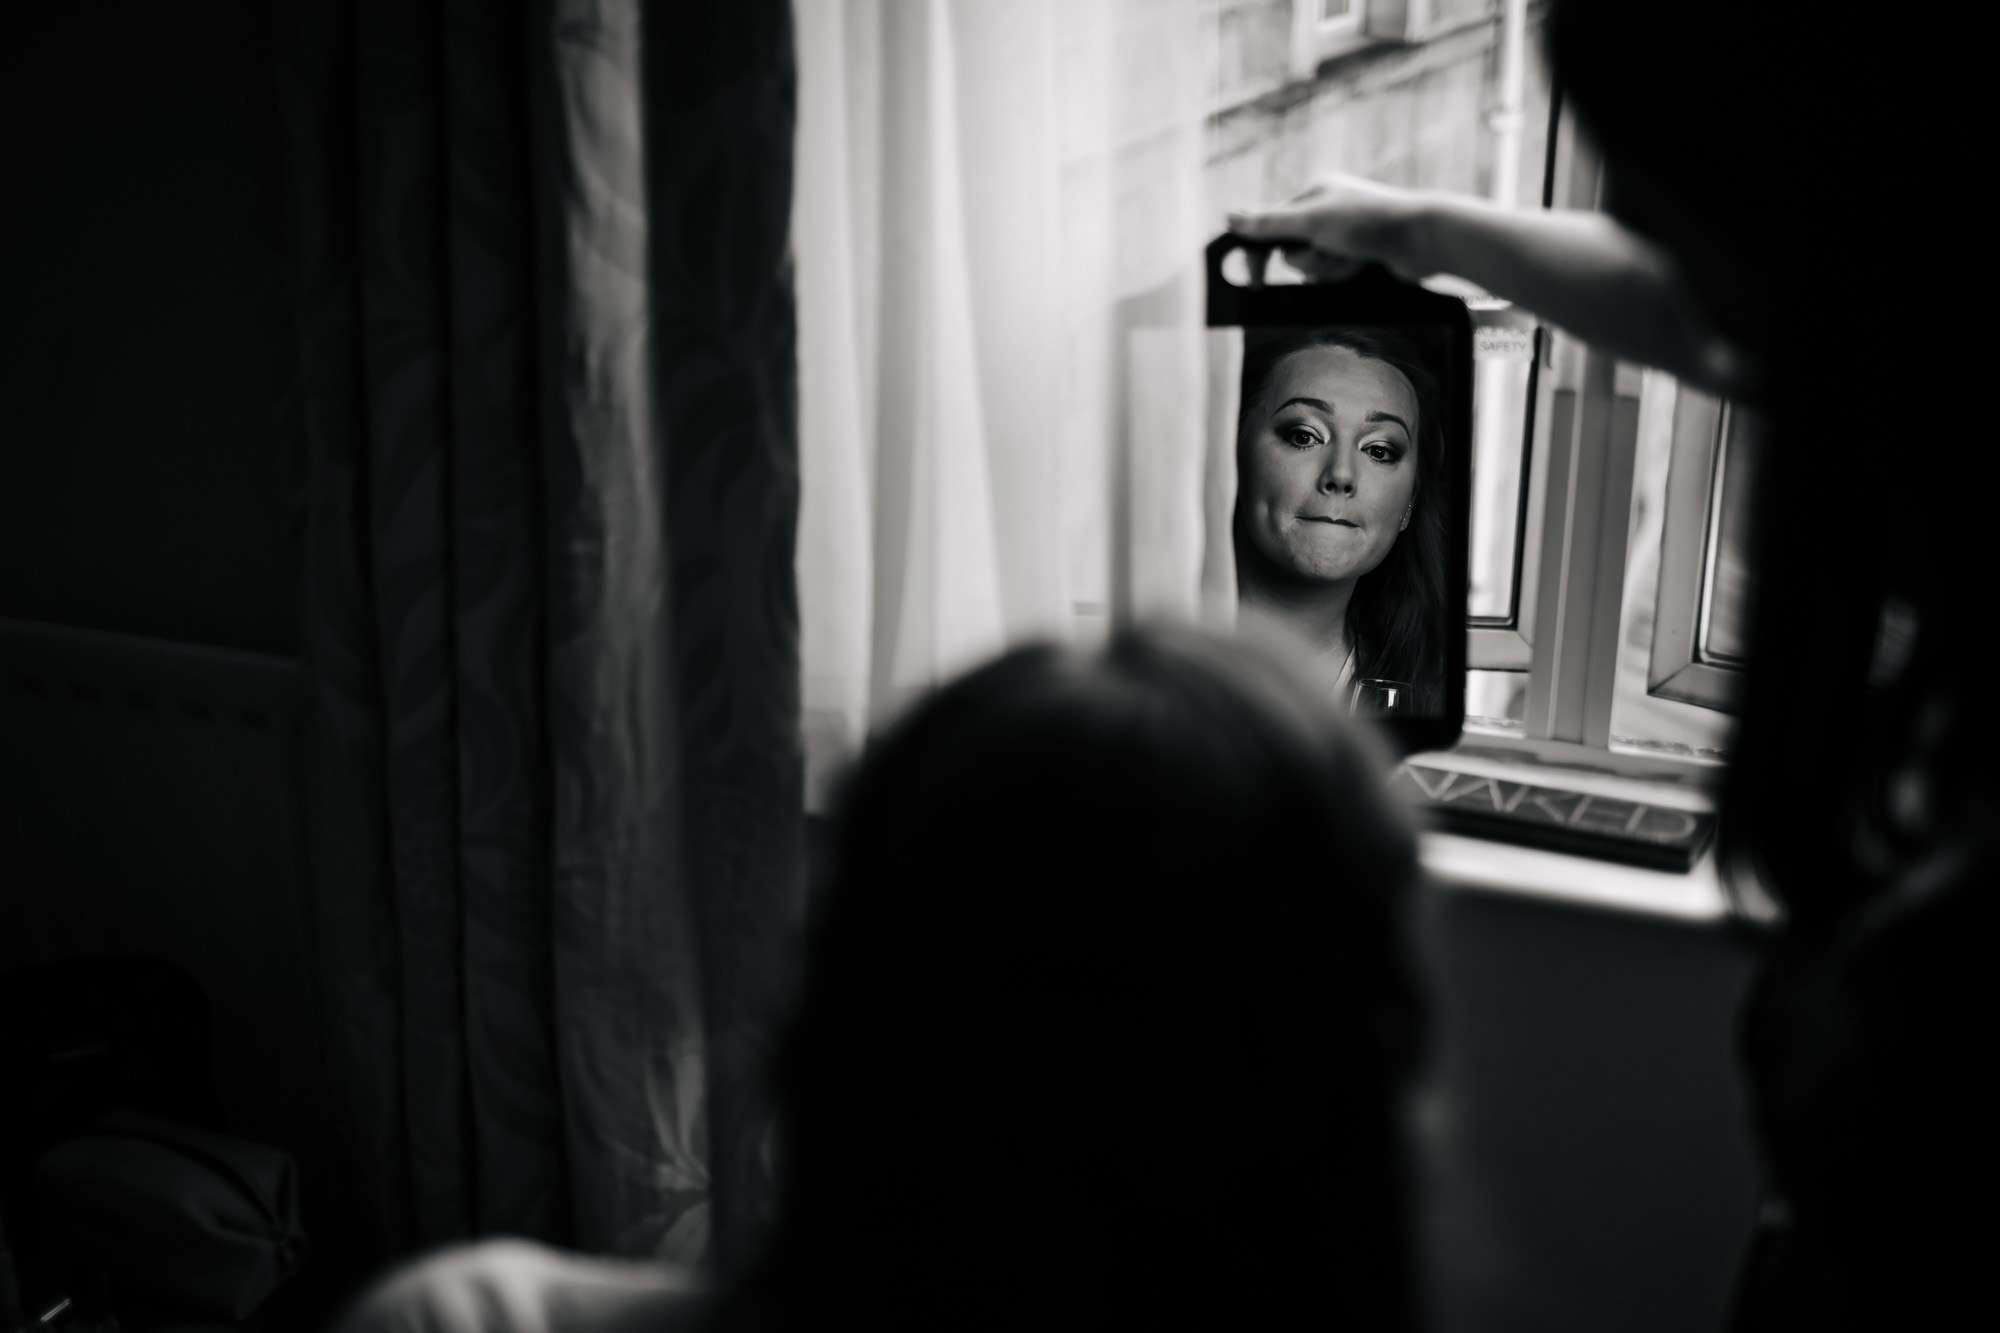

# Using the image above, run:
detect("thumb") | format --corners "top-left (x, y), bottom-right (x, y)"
top-left (1226, 206), bottom-right (1316, 246)
top-left (1283, 246), bottom-right (1367, 282)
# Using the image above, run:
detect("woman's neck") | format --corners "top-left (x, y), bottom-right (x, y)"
top-left (1238, 566), bottom-right (1357, 689)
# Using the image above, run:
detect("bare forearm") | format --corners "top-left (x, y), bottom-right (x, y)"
top-left (1395, 195), bottom-right (1758, 398)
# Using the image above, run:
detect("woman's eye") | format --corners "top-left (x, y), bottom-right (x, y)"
top-left (1284, 427), bottom-right (1322, 449)
top-left (1363, 443), bottom-right (1402, 463)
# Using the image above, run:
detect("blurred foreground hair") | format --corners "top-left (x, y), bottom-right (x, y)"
top-left (746, 620), bottom-right (1426, 1330)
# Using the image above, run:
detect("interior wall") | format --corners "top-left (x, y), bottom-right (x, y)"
top-left (0, 0), bottom-right (337, 1306)
top-left (0, 0), bottom-right (301, 652)
top-left (0, 625), bottom-right (320, 1161)
top-left (1416, 884), bottom-right (1762, 1333)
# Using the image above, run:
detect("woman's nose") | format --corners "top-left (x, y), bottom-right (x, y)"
top-left (1318, 452), bottom-right (1355, 496)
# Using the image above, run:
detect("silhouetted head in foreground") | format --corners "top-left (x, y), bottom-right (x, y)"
top-left (746, 620), bottom-right (1426, 1330)
top-left (1548, 6), bottom-right (1995, 1325)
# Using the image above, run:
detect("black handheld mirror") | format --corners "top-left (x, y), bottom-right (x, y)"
top-left (1206, 232), bottom-right (1471, 758)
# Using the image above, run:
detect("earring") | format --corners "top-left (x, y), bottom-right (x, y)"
top-left (1400, 502), bottom-right (1412, 532)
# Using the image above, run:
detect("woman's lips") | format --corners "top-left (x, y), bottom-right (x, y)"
top-left (1300, 516), bottom-right (1358, 526)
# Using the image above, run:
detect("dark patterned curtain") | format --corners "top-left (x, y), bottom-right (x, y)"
top-left (276, 0), bottom-right (800, 1277)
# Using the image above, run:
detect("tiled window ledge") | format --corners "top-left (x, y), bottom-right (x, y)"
top-left (1409, 747), bottom-right (1736, 923)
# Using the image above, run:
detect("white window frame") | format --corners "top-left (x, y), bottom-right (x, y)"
top-left (1439, 98), bottom-right (1740, 792)
top-left (1312, 0), bottom-right (1367, 37)
top-left (1462, 89), bottom-right (1592, 679)
top-left (1462, 301), bottom-right (1541, 672)
top-left (1647, 389), bottom-right (1751, 710)
top-left (1288, 0), bottom-right (1369, 80)
top-left (1289, 2), bottom-right (1513, 83)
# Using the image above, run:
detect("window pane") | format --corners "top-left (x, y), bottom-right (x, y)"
top-left (1466, 667), bottom-right (1526, 735)
top-left (1700, 405), bottom-right (1759, 664)
top-left (1428, 0), bottom-right (1502, 29)
top-left (1609, 369), bottom-right (1736, 760)
top-left (1320, 0), bottom-right (1356, 20)
top-left (1467, 316), bottom-right (1533, 619)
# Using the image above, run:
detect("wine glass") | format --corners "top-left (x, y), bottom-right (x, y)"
top-left (1351, 677), bottom-right (1412, 718)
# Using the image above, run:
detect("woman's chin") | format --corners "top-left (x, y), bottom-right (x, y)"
top-left (1286, 554), bottom-right (1370, 584)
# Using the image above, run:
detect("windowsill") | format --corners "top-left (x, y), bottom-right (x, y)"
top-left (1421, 830), bottom-right (1730, 923)
top-left (1409, 744), bottom-right (1736, 923)
top-left (1304, 10), bottom-right (1508, 80)
top-left (1210, 12), bottom-right (1506, 127)
top-left (1301, 30), bottom-right (1381, 76)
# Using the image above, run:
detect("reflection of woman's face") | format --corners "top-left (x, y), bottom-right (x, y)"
top-left (1238, 345), bottom-right (1420, 584)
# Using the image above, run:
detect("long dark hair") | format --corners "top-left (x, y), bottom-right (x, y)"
top-left (1549, 0), bottom-right (1998, 932)
top-left (1710, 354), bottom-right (1997, 932)
top-left (736, 622), bottom-right (1426, 1330)
top-left (1235, 325), bottom-right (1451, 713)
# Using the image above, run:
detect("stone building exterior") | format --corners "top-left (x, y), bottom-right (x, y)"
top-left (1204, 0), bottom-right (1552, 212)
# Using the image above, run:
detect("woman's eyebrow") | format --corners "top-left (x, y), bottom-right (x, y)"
top-left (1275, 397), bottom-right (1410, 436)
top-left (1275, 395), bottom-right (1332, 415)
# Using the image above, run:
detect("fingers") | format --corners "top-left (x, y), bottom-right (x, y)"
top-left (1226, 206), bottom-right (1313, 244)
top-left (1281, 245), bottom-right (1366, 282)
top-left (1218, 223), bottom-right (1367, 285)
top-left (1229, 179), bottom-right (1330, 230)
top-left (1228, 175), bottom-right (1352, 237)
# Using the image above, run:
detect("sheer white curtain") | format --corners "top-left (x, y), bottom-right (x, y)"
top-left (794, 0), bottom-right (1232, 804)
